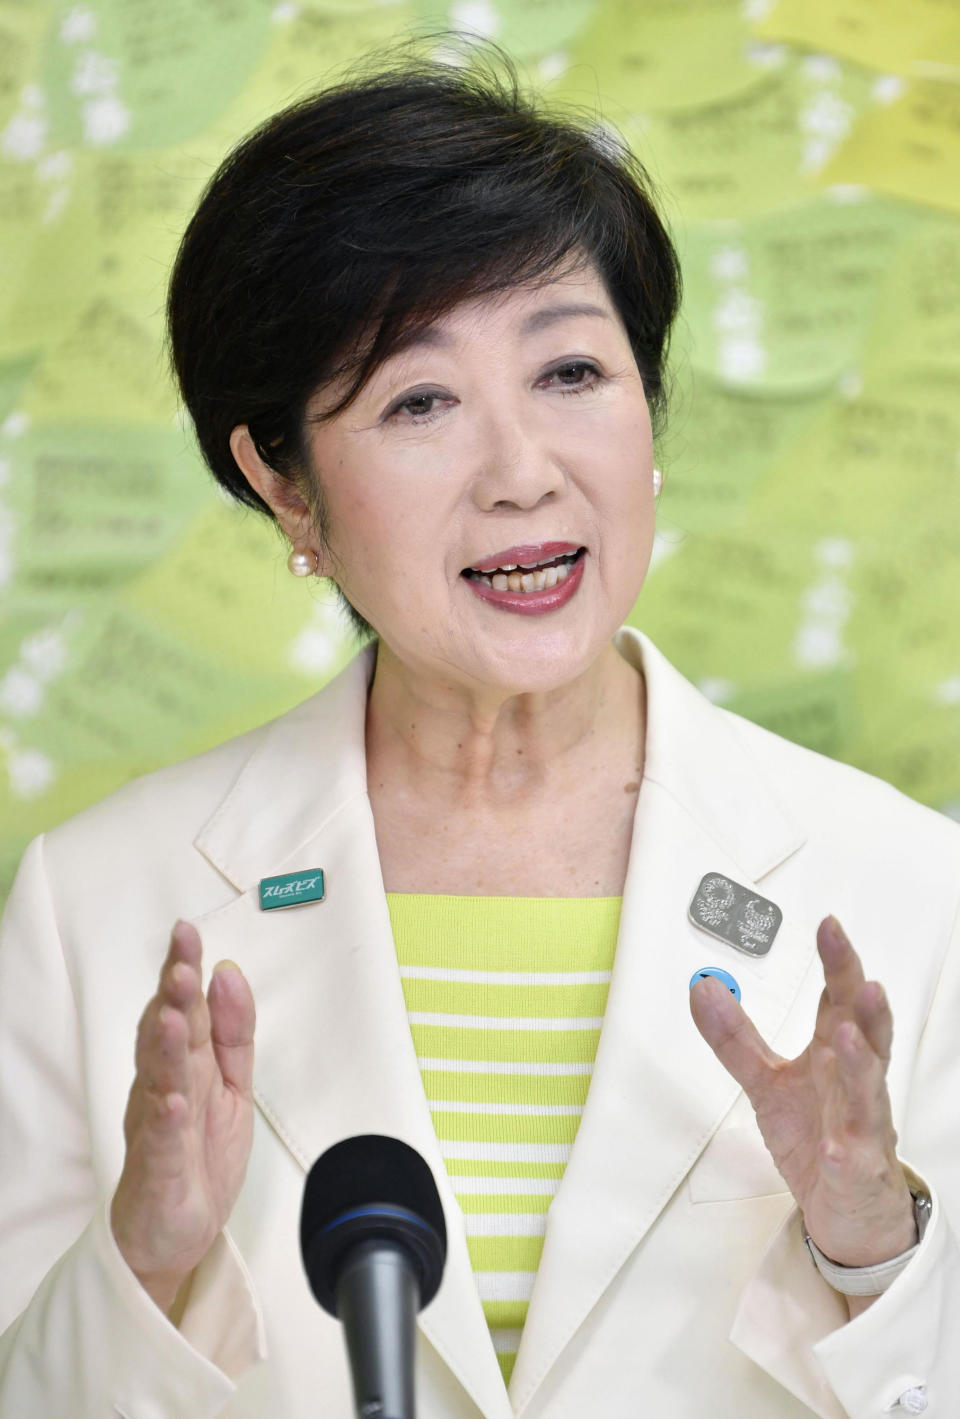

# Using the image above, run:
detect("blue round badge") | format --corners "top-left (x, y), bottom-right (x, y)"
top-left (689, 967), bottom-right (741, 1002)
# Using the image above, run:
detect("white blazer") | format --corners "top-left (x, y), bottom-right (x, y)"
top-left (1, 627), bottom-right (959, 1419)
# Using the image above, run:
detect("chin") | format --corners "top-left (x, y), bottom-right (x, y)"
top-left (469, 622), bottom-right (613, 695)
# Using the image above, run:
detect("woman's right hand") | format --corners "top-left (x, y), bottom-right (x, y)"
top-left (110, 920), bottom-right (256, 1316)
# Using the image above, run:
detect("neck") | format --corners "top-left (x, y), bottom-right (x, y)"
top-left (364, 637), bottom-right (646, 812)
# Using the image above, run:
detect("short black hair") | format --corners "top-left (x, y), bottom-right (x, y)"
top-left (165, 34), bottom-right (682, 641)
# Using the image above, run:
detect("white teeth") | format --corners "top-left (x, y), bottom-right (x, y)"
top-left (470, 552), bottom-right (580, 575)
top-left (519, 555), bottom-right (560, 570)
top-left (468, 551), bottom-right (581, 594)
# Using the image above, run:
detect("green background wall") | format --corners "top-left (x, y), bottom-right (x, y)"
top-left (2, 0), bottom-right (959, 903)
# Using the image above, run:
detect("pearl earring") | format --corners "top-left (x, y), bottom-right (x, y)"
top-left (652, 467), bottom-right (663, 497)
top-left (287, 547), bottom-right (318, 578)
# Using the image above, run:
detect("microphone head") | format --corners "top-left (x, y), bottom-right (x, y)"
top-left (300, 1135), bottom-right (447, 1316)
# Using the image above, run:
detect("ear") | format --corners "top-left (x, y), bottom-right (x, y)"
top-left (229, 425), bottom-right (331, 575)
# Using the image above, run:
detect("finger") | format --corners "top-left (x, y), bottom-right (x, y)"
top-left (120, 1078), bottom-right (193, 1182)
top-left (689, 976), bottom-right (782, 1099)
top-left (159, 919), bottom-right (202, 984)
top-left (158, 922), bottom-right (211, 1052)
top-left (134, 922), bottom-right (206, 1091)
top-left (852, 980), bottom-right (893, 1065)
top-left (208, 961), bottom-right (256, 1097)
top-left (155, 922), bottom-right (203, 1016)
top-left (813, 984), bottom-right (834, 1046)
top-left (818, 916), bottom-right (866, 1011)
top-left (829, 1020), bottom-right (894, 1140)
top-left (814, 976), bottom-right (893, 1081)
top-left (135, 995), bottom-right (191, 1099)
top-left (159, 956), bottom-right (202, 1014)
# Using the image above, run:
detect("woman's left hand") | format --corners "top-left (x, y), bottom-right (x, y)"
top-left (689, 914), bottom-right (916, 1269)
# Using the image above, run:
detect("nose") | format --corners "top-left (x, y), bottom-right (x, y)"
top-left (469, 402), bottom-right (567, 513)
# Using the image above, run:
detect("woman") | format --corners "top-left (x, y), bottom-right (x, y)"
top-left (1, 42), bottom-right (958, 1419)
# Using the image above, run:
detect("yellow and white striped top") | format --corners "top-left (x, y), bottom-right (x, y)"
top-left (386, 894), bottom-right (621, 1388)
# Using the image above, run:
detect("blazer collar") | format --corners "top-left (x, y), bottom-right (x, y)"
top-left (195, 627), bottom-right (803, 893)
top-left (195, 638), bottom-right (377, 892)
top-left (190, 629), bottom-right (810, 1419)
top-left (634, 629), bottom-right (803, 880)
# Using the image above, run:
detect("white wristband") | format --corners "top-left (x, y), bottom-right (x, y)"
top-left (803, 1189), bottom-right (932, 1296)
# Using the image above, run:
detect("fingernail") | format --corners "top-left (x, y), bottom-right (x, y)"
top-left (212, 959), bottom-right (240, 974)
top-left (827, 915), bottom-right (849, 944)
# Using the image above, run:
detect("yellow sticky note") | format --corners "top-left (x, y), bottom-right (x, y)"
top-left (125, 500), bottom-right (354, 682)
top-left (555, 0), bottom-right (762, 115)
top-left (0, 151), bottom-right (100, 363)
top-left (21, 295), bottom-right (177, 425)
top-left (821, 79), bottom-right (960, 218)
top-left (202, 2), bottom-right (418, 149)
top-left (752, 0), bottom-right (960, 78)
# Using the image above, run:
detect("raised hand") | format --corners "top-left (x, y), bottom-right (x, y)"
top-left (690, 915), bottom-right (916, 1271)
top-left (110, 920), bottom-right (256, 1315)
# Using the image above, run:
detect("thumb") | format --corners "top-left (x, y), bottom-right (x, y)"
top-left (208, 960), bottom-right (256, 1095)
top-left (689, 975), bottom-right (779, 1100)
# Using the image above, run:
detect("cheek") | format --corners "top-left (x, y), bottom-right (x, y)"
top-left (334, 485), bottom-right (393, 547)
top-left (334, 484), bottom-right (433, 580)
top-left (589, 395), bottom-right (653, 484)
top-left (599, 450), bottom-right (653, 516)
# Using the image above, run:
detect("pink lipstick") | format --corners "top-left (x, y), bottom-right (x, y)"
top-left (462, 546), bottom-right (586, 616)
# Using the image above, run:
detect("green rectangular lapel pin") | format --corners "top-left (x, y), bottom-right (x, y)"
top-left (259, 869), bottom-right (325, 910)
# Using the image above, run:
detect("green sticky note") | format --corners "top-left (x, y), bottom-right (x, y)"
top-left (41, 0), bottom-right (274, 151)
top-left (619, 52), bottom-right (877, 224)
top-left (414, 0), bottom-right (596, 63)
top-left (259, 870), bottom-right (326, 911)
top-left (678, 194), bottom-right (919, 393)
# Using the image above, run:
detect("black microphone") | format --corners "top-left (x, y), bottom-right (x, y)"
top-left (300, 1135), bottom-right (447, 1419)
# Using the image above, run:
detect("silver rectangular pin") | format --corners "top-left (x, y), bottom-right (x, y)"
top-left (688, 873), bottom-right (782, 957)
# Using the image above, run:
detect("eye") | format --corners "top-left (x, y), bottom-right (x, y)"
top-left (386, 389), bottom-right (451, 425)
top-left (542, 361), bottom-right (602, 394)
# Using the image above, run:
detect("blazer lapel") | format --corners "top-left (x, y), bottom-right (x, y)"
top-left (191, 645), bottom-right (512, 1419)
top-left (508, 630), bottom-right (816, 1414)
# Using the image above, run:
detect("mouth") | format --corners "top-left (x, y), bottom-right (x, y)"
top-left (460, 545), bottom-right (588, 616)
top-left (461, 544), bottom-right (586, 595)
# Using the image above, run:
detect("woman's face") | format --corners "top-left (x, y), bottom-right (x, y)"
top-left (305, 262), bottom-right (657, 694)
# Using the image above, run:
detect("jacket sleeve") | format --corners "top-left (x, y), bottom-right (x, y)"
top-left (0, 835), bottom-right (266, 1418)
top-left (730, 882), bottom-right (960, 1419)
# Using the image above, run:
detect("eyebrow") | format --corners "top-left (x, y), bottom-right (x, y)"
top-left (391, 302), bottom-right (613, 355)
